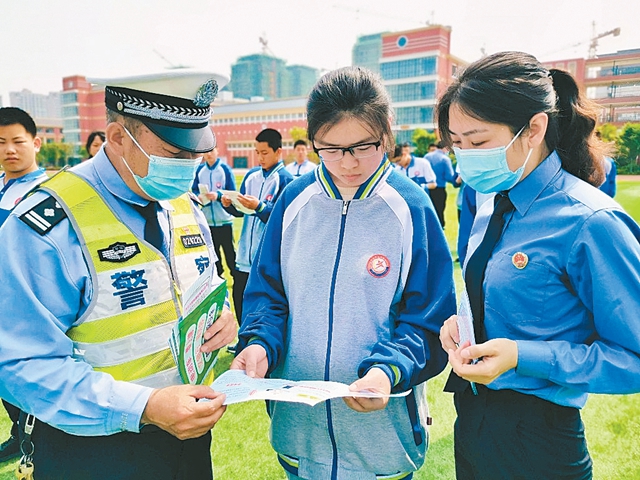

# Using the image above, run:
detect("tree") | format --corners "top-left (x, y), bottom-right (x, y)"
top-left (411, 129), bottom-right (437, 157)
top-left (289, 126), bottom-right (319, 164)
top-left (616, 123), bottom-right (640, 173)
top-left (597, 123), bottom-right (618, 143)
top-left (37, 142), bottom-right (74, 169)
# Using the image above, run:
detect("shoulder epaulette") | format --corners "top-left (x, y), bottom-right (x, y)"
top-left (19, 196), bottom-right (67, 235)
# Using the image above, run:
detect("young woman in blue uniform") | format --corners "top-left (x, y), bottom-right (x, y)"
top-left (232, 66), bottom-right (456, 480)
top-left (438, 51), bottom-right (640, 479)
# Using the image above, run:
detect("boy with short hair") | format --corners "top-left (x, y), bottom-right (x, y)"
top-left (0, 107), bottom-right (49, 462)
top-left (285, 139), bottom-right (315, 177)
top-left (223, 128), bottom-right (293, 323)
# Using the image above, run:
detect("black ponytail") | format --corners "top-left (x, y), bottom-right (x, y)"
top-left (547, 69), bottom-right (605, 186)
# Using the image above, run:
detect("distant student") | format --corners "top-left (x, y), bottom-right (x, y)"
top-left (424, 141), bottom-right (460, 228)
top-left (223, 128), bottom-right (293, 323)
top-left (285, 139), bottom-right (315, 177)
top-left (599, 155), bottom-right (617, 197)
top-left (0, 107), bottom-right (49, 462)
top-left (392, 142), bottom-right (436, 193)
top-left (84, 130), bottom-right (105, 160)
top-left (192, 146), bottom-right (237, 278)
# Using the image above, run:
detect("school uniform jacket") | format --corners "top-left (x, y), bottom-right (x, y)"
top-left (238, 159), bottom-right (456, 479)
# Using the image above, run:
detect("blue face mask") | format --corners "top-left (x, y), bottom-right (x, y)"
top-left (453, 126), bottom-right (533, 194)
top-left (121, 127), bottom-right (202, 201)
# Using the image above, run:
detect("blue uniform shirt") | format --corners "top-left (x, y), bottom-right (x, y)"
top-left (0, 150), bottom-right (216, 435)
top-left (466, 151), bottom-right (640, 408)
top-left (598, 156), bottom-right (617, 197)
top-left (285, 159), bottom-right (316, 177)
top-left (424, 149), bottom-right (457, 188)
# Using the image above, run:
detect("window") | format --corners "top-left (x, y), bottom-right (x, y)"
top-left (381, 57), bottom-right (437, 80)
top-left (386, 81), bottom-right (436, 102)
top-left (395, 106), bottom-right (435, 125)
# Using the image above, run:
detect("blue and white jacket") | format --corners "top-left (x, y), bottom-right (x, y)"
top-left (191, 159), bottom-right (236, 226)
top-left (238, 159), bottom-right (456, 479)
top-left (0, 168), bottom-right (48, 226)
top-left (233, 161), bottom-right (293, 274)
top-left (393, 155), bottom-right (436, 193)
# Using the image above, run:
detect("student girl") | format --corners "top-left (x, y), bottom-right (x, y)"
top-left (232, 66), bottom-right (456, 480)
top-left (438, 51), bottom-right (640, 479)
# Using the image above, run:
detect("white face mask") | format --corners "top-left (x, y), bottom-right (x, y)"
top-left (121, 126), bottom-right (202, 201)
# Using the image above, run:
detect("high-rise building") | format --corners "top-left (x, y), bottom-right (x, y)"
top-left (369, 25), bottom-right (467, 144)
top-left (9, 89), bottom-right (62, 120)
top-left (352, 33), bottom-right (385, 74)
top-left (285, 65), bottom-right (319, 97)
top-left (229, 54), bottom-right (319, 100)
top-left (543, 48), bottom-right (640, 126)
top-left (60, 75), bottom-right (106, 150)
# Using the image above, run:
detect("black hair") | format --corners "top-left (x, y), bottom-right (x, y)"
top-left (401, 142), bottom-right (411, 148)
top-left (256, 128), bottom-right (282, 151)
top-left (293, 139), bottom-right (307, 148)
top-left (85, 131), bottom-right (106, 158)
top-left (307, 66), bottom-right (394, 154)
top-left (436, 51), bottom-right (605, 186)
top-left (392, 144), bottom-right (403, 159)
top-left (436, 141), bottom-right (447, 150)
top-left (0, 107), bottom-right (37, 137)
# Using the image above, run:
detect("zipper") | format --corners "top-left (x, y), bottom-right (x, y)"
top-left (325, 199), bottom-right (349, 480)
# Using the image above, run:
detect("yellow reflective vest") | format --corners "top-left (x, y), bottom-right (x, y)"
top-left (41, 172), bottom-right (212, 388)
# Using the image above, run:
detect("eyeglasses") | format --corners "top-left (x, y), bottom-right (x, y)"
top-left (313, 141), bottom-right (381, 162)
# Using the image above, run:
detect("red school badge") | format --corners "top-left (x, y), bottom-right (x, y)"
top-left (367, 254), bottom-right (391, 278)
top-left (512, 252), bottom-right (528, 269)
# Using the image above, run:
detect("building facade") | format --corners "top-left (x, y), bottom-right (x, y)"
top-left (9, 89), bottom-right (62, 120)
top-left (354, 25), bottom-right (467, 145)
top-left (543, 49), bottom-right (640, 126)
top-left (210, 97), bottom-right (308, 169)
top-left (61, 75), bottom-right (106, 151)
top-left (229, 54), bottom-right (319, 101)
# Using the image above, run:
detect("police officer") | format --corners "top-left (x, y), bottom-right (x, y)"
top-left (0, 71), bottom-right (236, 479)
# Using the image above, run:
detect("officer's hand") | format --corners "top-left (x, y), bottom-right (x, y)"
top-left (344, 367), bottom-right (391, 412)
top-left (439, 314), bottom-right (460, 353)
top-left (141, 385), bottom-right (226, 440)
top-left (236, 194), bottom-right (260, 211)
top-left (447, 338), bottom-right (518, 385)
top-left (201, 306), bottom-right (237, 354)
top-left (220, 195), bottom-right (232, 207)
top-left (230, 344), bottom-right (268, 378)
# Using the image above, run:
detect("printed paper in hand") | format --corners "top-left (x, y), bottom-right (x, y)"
top-left (456, 289), bottom-right (476, 348)
top-left (169, 268), bottom-right (227, 385)
top-left (221, 190), bottom-right (255, 215)
top-left (198, 184), bottom-right (211, 205)
top-left (211, 369), bottom-right (410, 406)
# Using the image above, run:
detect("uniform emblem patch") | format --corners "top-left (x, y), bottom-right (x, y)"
top-left (216, 182), bottom-right (222, 189)
top-left (181, 234), bottom-right (205, 248)
top-left (265, 194), bottom-right (273, 202)
top-left (367, 254), bottom-right (391, 278)
top-left (98, 242), bottom-right (141, 263)
top-left (19, 196), bottom-right (67, 235)
top-left (512, 252), bottom-right (528, 269)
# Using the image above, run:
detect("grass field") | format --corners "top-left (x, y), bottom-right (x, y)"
top-left (1, 178), bottom-right (639, 479)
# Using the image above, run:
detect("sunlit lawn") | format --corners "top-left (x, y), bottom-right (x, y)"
top-left (1, 178), bottom-right (639, 479)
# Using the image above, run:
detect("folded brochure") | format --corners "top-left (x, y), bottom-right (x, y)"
top-left (211, 369), bottom-right (410, 406)
top-left (169, 269), bottom-right (227, 385)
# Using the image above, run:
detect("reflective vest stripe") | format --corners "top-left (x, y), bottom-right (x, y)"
top-left (93, 348), bottom-right (177, 382)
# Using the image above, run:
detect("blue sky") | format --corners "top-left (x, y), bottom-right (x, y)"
top-left (2, 0), bottom-right (639, 103)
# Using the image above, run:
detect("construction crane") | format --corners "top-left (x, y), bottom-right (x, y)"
top-left (589, 21), bottom-right (621, 58)
top-left (259, 33), bottom-right (276, 57)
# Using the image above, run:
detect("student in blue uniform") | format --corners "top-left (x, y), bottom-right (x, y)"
top-left (0, 72), bottom-right (237, 479)
top-left (285, 139), bottom-right (316, 177)
top-left (424, 141), bottom-right (460, 228)
top-left (192, 146), bottom-right (237, 278)
top-left (438, 51), bottom-right (640, 480)
top-left (392, 142), bottom-right (436, 193)
top-left (232, 66), bottom-right (456, 480)
top-left (224, 128), bottom-right (293, 324)
top-left (0, 107), bottom-right (49, 463)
